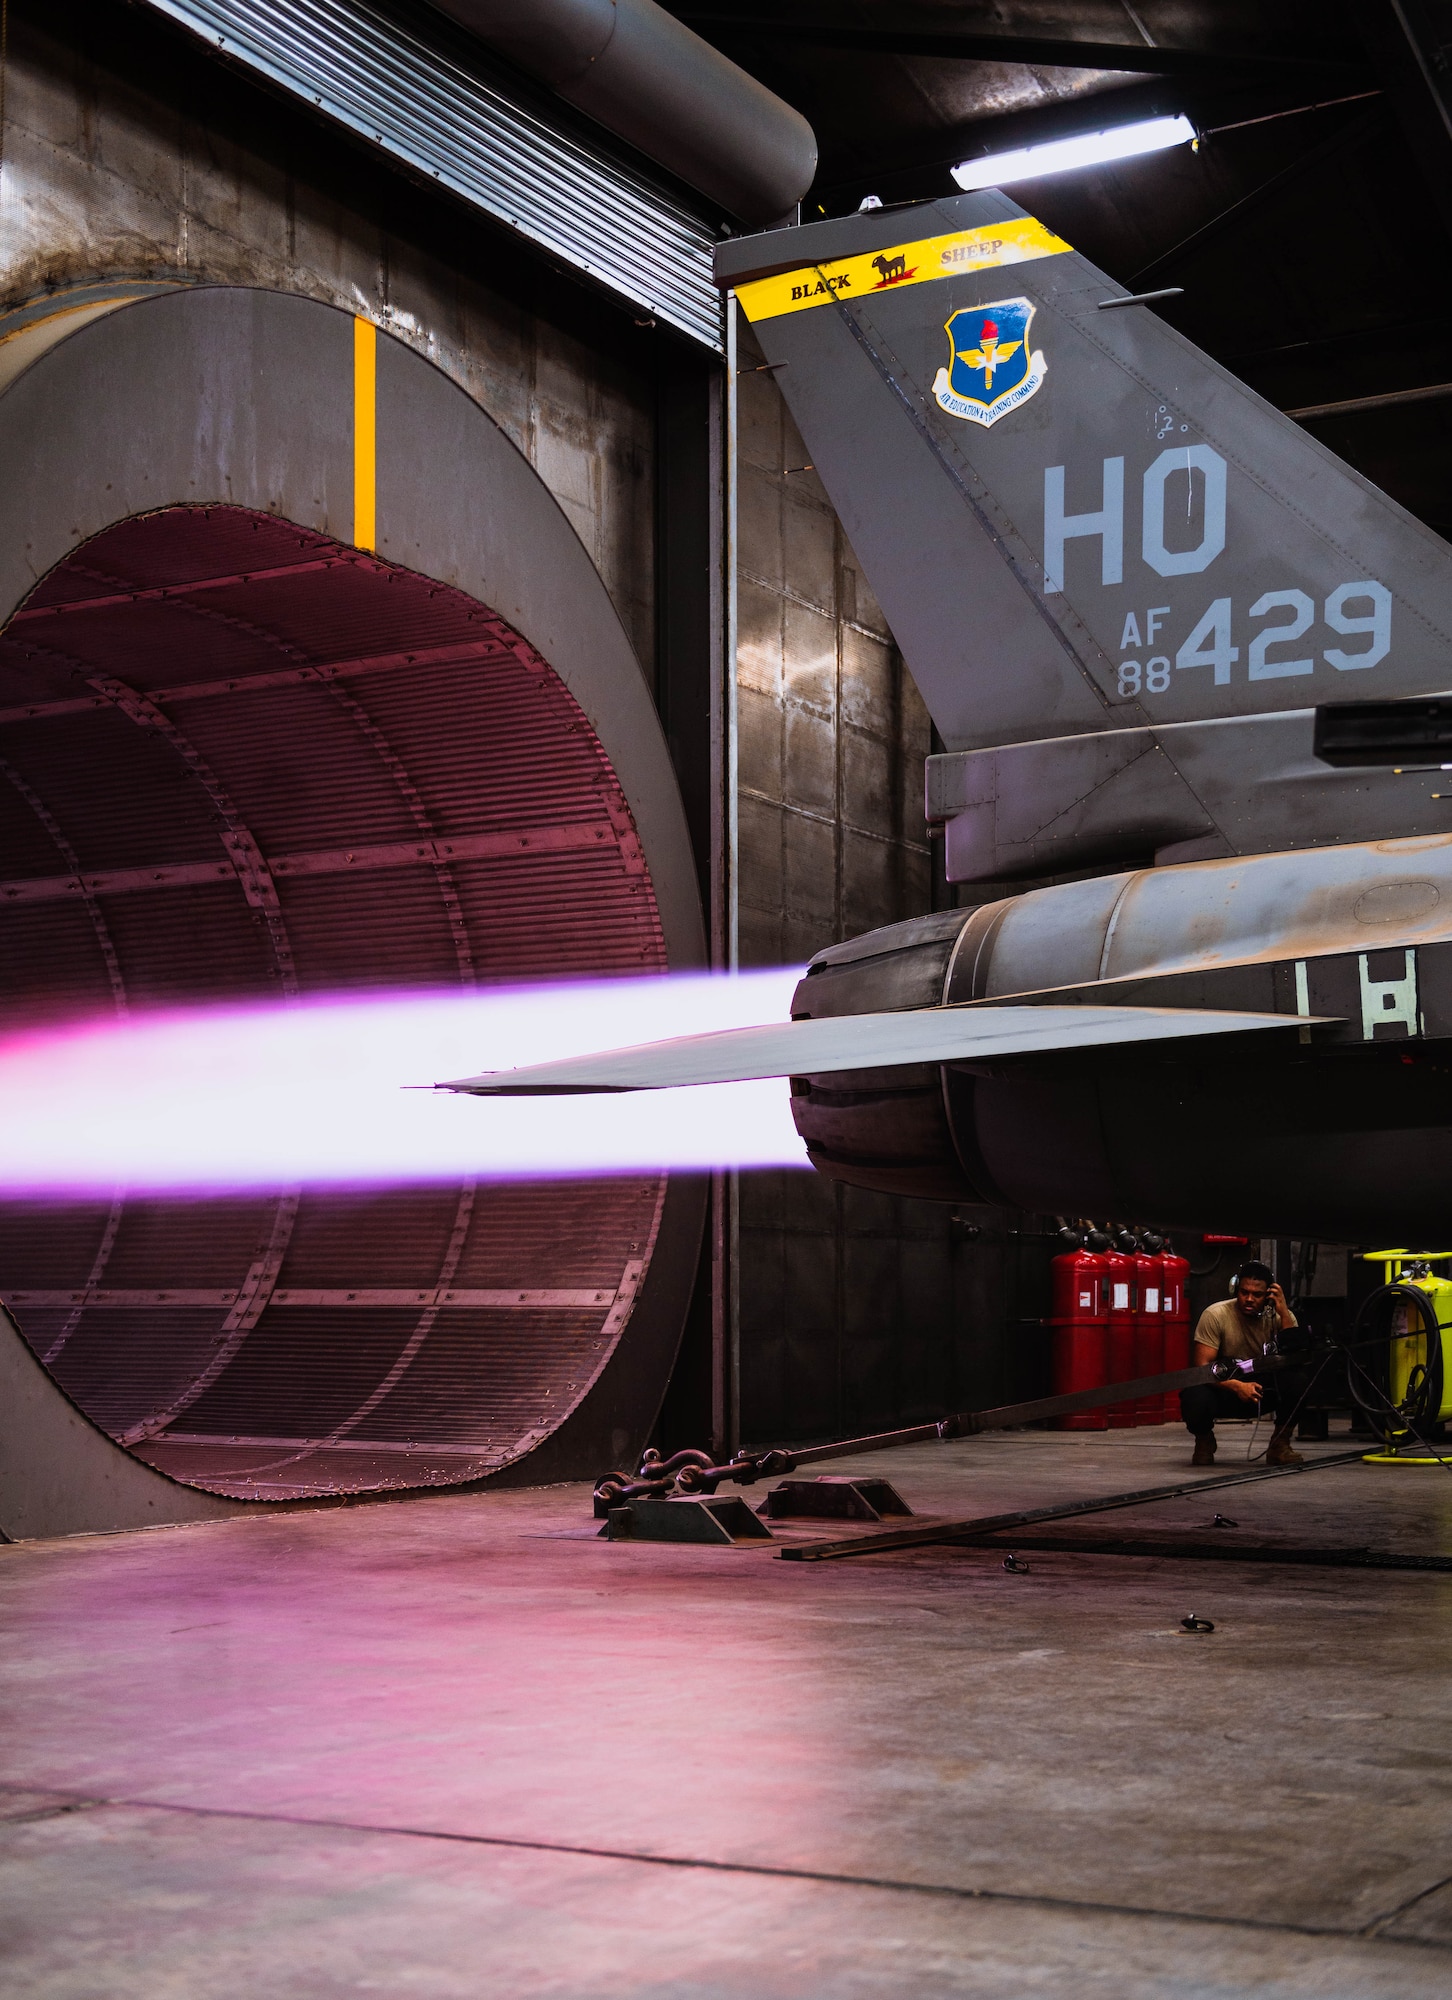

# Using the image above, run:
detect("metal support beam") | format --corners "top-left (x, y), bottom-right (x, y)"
top-left (0, 821), bottom-right (627, 906)
top-left (1357, 1), bottom-right (1452, 239)
top-left (7, 1287), bottom-right (619, 1310)
top-left (676, 13), bottom-right (1357, 79)
top-left (0, 639), bottom-right (521, 727)
top-left (1288, 379), bottom-right (1452, 420)
top-left (644, 336), bottom-right (731, 1459)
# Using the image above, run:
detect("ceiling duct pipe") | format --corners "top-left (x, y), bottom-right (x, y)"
top-left (430, 0), bottom-right (817, 223)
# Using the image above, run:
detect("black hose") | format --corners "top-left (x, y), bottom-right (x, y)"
top-left (1240, 1347), bottom-right (1336, 1462)
top-left (1336, 1282), bottom-right (1452, 1472)
top-left (1347, 1284), bottom-right (1442, 1435)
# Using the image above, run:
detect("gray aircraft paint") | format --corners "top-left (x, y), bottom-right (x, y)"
top-left (443, 1001), bottom-right (1299, 1095)
top-left (717, 195), bottom-right (1452, 881)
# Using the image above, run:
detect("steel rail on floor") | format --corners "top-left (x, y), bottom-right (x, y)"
top-left (969, 1529), bottom-right (1452, 1575)
top-left (776, 1447), bottom-right (1376, 1562)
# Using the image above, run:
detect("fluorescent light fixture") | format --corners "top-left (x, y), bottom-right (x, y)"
top-left (952, 115), bottom-right (1195, 191)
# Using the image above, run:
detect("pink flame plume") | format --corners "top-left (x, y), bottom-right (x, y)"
top-left (0, 971), bottom-right (810, 1195)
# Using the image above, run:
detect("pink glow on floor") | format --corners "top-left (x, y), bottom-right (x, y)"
top-left (0, 971), bottom-right (810, 1193)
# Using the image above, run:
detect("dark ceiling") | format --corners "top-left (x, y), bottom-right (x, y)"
top-left (663, 1), bottom-right (1452, 536)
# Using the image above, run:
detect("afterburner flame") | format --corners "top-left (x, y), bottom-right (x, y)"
top-left (0, 971), bottom-right (809, 1195)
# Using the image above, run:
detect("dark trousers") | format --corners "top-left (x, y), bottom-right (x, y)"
top-left (1180, 1374), bottom-right (1310, 1438)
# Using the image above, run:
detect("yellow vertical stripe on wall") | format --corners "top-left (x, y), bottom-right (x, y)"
top-left (353, 316), bottom-right (376, 552)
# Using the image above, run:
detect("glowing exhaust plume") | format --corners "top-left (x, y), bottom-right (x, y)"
top-left (0, 972), bottom-right (810, 1195)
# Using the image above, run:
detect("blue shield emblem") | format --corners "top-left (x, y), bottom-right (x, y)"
top-left (932, 296), bottom-right (1046, 427)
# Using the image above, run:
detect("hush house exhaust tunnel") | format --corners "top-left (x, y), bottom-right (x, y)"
top-left (0, 286), bottom-right (706, 1534)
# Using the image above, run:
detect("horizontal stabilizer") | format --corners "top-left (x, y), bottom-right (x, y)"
top-left (441, 1003), bottom-right (1312, 1096)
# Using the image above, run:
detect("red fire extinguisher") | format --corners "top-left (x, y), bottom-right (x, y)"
top-left (1049, 1246), bottom-right (1108, 1430)
top-left (1132, 1238), bottom-right (1164, 1423)
top-left (1158, 1240), bottom-right (1191, 1422)
top-left (1103, 1243), bottom-right (1137, 1427)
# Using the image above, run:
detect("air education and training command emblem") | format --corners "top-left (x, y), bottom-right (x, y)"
top-left (932, 297), bottom-right (1046, 427)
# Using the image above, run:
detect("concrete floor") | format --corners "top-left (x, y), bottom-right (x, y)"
top-left (3, 1426), bottom-right (1452, 1997)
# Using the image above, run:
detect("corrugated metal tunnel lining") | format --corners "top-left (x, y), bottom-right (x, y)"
top-left (0, 504), bottom-right (669, 1500)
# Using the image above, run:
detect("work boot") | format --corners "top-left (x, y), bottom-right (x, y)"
top-left (1266, 1432), bottom-right (1305, 1467)
top-left (1191, 1433), bottom-right (1217, 1467)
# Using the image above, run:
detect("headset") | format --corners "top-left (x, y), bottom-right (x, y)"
top-left (1229, 1258), bottom-right (1275, 1298)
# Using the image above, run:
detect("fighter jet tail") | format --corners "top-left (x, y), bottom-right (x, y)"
top-left (716, 196), bottom-right (1452, 881)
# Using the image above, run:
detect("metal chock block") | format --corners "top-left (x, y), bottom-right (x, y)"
top-left (758, 1476), bottom-right (915, 1521)
top-left (602, 1496), bottom-right (776, 1544)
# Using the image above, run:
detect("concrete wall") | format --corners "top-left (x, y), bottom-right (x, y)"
top-left (731, 315), bottom-right (1041, 1442)
top-left (1, 0), bottom-right (659, 678)
top-left (734, 322), bottom-right (931, 964)
top-left (0, 0), bottom-right (1040, 1459)
top-left (737, 1176), bottom-right (1054, 1445)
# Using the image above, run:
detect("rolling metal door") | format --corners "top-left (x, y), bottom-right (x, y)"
top-left (141, 0), bottom-right (725, 350)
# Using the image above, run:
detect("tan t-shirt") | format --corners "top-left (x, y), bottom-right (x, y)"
top-left (1193, 1296), bottom-right (1296, 1363)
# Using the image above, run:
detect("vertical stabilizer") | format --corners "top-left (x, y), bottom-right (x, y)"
top-left (717, 196), bottom-right (1452, 878)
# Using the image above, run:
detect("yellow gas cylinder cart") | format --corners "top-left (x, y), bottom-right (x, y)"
top-left (1357, 1251), bottom-right (1452, 1457)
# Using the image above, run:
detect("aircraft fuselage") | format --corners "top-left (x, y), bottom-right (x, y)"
top-left (790, 834), bottom-right (1452, 1238)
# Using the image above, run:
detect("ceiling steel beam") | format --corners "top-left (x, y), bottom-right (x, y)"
top-left (1127, 101), bottom-right (1386, 284)
top-left (1288, 380), bottom-right (1452, 420)
top-left (675, 15), bottom-right (1357, 78)
top-left (1357, 0), bottom-right (1452, 238)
